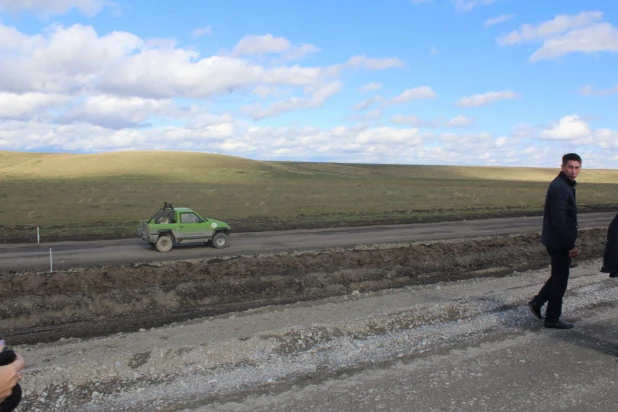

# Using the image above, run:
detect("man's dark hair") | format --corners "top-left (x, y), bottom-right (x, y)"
top-left (562, 153), bottom-right (582, 165)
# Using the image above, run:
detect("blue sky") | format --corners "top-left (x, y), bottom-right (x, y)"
top-left (0, 0), bottom-right (617, 168)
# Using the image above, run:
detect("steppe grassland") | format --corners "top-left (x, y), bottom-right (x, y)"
top-left (1, 151), bottom-right (617, 236)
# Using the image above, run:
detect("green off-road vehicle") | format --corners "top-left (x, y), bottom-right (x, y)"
top-left (138, 202), bottom-right (231, 252)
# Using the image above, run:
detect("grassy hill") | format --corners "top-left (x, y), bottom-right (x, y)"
top-left (1, 150), bottom-right (617, 242)
top-left (0, 151), bottom-right (281, 181)
top-left (2, 150), bottom-right (618, 183)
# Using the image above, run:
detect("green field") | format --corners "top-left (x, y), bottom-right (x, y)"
top-left (1, 150), bottom-right (617, 242)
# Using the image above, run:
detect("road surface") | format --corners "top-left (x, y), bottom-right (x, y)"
top-left (0, 212), bottom-right (614, 272)
top-left (16, 258), bottom-right (618, 411)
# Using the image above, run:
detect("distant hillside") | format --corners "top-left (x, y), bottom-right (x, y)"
top-left (0, 151), bottom-right (281, 181)
top-left (1, 150), bottom-right (617, 184)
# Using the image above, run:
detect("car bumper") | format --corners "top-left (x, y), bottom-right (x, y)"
top-left (137, 230), bottom-right (156, 243)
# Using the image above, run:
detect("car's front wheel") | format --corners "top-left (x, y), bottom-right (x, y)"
top-left (212, 232), bottom-right (228, 249)
top-left (155, 235), bottom-right (173, 252)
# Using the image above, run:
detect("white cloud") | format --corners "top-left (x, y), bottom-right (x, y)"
top-left (595, 129), bottom-right (618, 149)
top-left (429, 47), bottom-right (440, 56)
top-left (390, 114), bottom-right (474, 128)
top-left (355, 127), bottom-right (426, 145)
top-left (0, 120), bottom-right (233, 152)
top-left (191, 26), bottom-right (212, 38)
top-left (0, 23), bottom-right (397, 105)
top-left (530, 23), bottom-right (618, 62)
top-left (446, 114), bottom-right (475, 127)
top-left (433, 131), bottom-right (524, 165)
top-left (496, 11), bottom-right (618, 62)
top-left (59, 95), bottom-right (179, 129)
top-left (99, 52), bottom-right (337, 99)
top-left (0, 0), bottom-right (104, 16)
top-left (360, 82), bottom-right (382, 93)
top-left (390, 115), bottom-right (424, 126)
top-left (484, 14), bottom-right (515, 28)
top-left (389, 86), bottom-right (437, 105)
top-left (145, 38), bottom-right (178, 49)
top-left (251, 85), bottom-right (293, 98)
top-left (185, 113), bottom-right (235, 130)
top-left (0, 118), bottom-right (427, 161)
top-left (510, 123), bottom-right (543, 139)
top-left (353, 96), bottom-right (382, 111)
top-left (232, 34), bottom-right (319, 62)
top-left (233, 34), bottom-right (291, 56)
top-left (580, 84), bottom-right (618, 96)
top-left (0, 23), bottom-right (143, 94)
top-left (347, 109), bottom-right (383, 122)
top-left (243, 81), bottom-right (343, 120)
top-left (453, 0), bottom-right (496, 12)
top-left (346, 55), bottom-right (406, 70)
top-left (456, 90), bottom-right (520, 107)
top-left (0, 24), bottom-right (46, 51)
top-left (539, 115), bottom-right (591, 140)
top-left (0, 22), bottom-right (410, 134)
top-left (497, 11), bottom-right (603, 45)
top-left (440, 132), bottom-right (492, 143)
top-left (278, 43), bottom-right (320, 62)
top-left (1, 117), bottom-right (615, 167)
top-left (0, 92), bottom-right (73, 119)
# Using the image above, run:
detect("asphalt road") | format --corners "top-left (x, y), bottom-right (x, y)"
top-left (0, 212), bottom-right (614, 272)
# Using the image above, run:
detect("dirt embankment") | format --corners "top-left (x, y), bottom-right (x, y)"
top-left (1, 228), bottom-right (608, 345)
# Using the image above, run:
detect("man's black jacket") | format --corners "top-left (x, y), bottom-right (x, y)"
top-left (541, 171), bottom-right (578, 251)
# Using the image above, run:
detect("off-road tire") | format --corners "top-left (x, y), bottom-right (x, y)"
top-left (212, 232), bottom-right (228, 249)
top-left (155, 235), bottom-right (173, 252)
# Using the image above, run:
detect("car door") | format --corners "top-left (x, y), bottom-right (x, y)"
top-left (178, 212), bottom-right (210, 240)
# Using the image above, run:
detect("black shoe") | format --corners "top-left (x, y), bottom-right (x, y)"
top-left (544, 319), bottom-right (574, 329)
top-left (528, 300), bottom-right (543, 320)
top-left (609, 273), bottom-right (618, 278)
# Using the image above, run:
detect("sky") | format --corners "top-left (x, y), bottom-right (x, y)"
top-left (0, 0), bottom-right (617, 168)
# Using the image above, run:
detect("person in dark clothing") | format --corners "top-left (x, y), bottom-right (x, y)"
top-left (601, 212), bottom-right (618, 278)
top-left (528, 153), bottom-right (582, 329)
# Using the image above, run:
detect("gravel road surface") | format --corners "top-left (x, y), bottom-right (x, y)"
top-left (14, 259), bottom-right (618, 411)
top-left (0, 212), bottom-right (614, 272)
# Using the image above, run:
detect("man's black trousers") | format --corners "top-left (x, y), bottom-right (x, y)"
top-left (534, 247), bottom-right (572, 322)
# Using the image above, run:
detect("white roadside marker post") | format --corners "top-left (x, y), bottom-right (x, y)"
top-left (50, 248), bottom-right (53, 273)
top-left (37, 227), bottom-right (40, 244)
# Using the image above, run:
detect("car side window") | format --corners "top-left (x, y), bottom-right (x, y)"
top-left (180, 213), bottom-right (200, 223)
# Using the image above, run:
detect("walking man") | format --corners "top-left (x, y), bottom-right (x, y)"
top-left (528, 153), bottom-right (582, 329)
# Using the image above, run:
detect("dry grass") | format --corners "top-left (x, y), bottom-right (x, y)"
top-left (1, 150), bottom-right (617, 236)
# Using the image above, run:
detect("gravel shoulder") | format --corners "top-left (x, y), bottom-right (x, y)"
top-left (13, 257), bottom-right (618, 411)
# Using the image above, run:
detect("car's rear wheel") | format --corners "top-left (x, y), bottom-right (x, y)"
top-left (212, 232), bottom-right (228, 249)
top-left (155, 235), bottom-right (173, 252)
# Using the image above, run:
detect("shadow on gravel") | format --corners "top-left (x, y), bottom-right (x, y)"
top-left (547, 317), bottom-right (618, 360)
